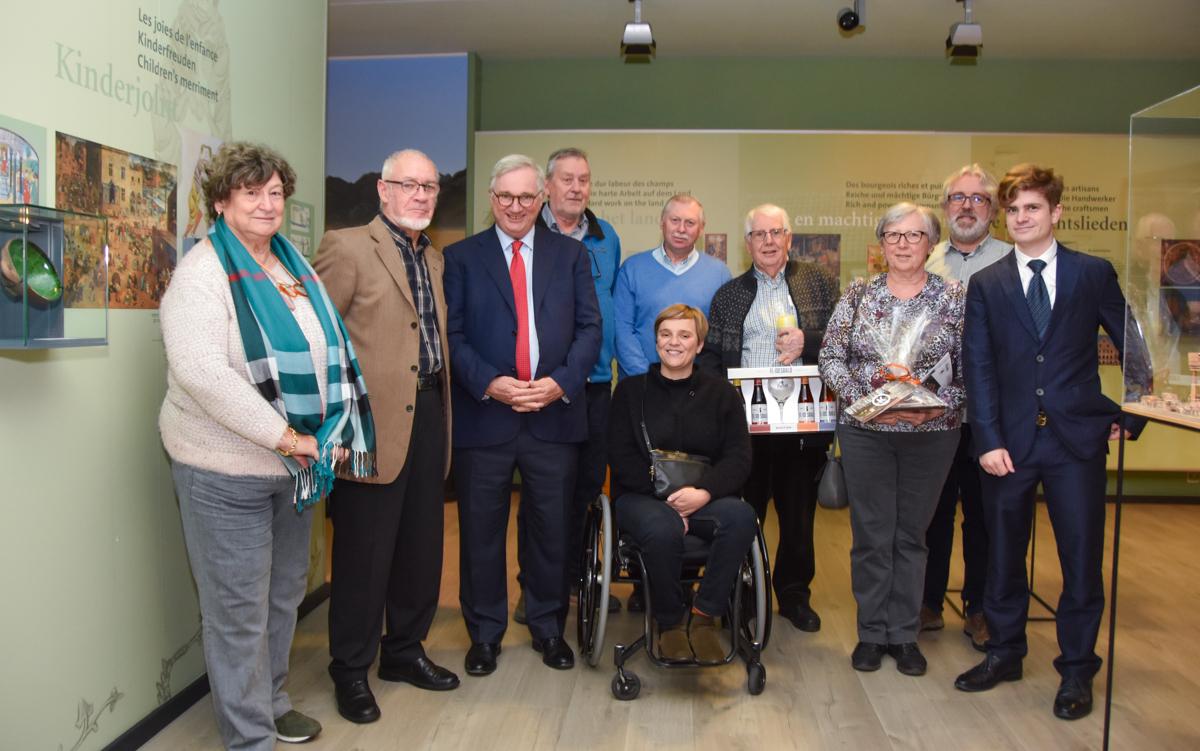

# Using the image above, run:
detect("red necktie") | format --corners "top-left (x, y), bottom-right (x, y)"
top-left (509, 240), bottom-right (532, 381)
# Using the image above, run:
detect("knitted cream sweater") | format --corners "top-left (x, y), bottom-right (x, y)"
top-left (158, 239), bottom-right (327, 477)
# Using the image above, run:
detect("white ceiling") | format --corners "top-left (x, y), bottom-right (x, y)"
top-left (328, 0), bottom-right (1200, 61)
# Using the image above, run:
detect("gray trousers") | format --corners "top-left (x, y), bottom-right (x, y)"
top-left (173, 462), bottom-right (311, 751)
top-left (838, 425), bottom-right (959, 644)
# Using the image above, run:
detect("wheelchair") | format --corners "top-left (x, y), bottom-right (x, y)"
top-left (576, 494), bottom-right (772, 700)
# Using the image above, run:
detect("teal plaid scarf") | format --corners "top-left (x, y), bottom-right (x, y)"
top-left (210, 216), bottom-right (376, 510)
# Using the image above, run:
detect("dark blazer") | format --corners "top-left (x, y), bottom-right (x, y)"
top-left (963, 244), bottom-right (1147, 465)
top-left (443, 224), bottom-right (602, 448)
top-left (698, 260), bottom-right (839, 373)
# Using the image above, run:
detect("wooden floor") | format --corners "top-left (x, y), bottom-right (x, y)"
top-left (144, 500), bottom-right (1200, 750)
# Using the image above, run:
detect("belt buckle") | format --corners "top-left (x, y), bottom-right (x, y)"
top-left (1036, 411), bottom-right (1047, 428)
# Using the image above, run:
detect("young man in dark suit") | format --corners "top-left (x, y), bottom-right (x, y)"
top-left (955, 164), bottom-right (1148, 720)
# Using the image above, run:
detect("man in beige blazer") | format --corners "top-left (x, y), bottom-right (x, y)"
top-left (313, 149), bottom-right (457, 725)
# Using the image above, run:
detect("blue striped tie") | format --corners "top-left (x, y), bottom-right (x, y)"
top-left (1026, 259), bottom-right (1050, 338)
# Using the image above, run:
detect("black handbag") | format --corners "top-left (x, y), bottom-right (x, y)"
top-left (641, 391), bottom-right (710, 499)
top-left (815, 433), bottom-right (848, 510)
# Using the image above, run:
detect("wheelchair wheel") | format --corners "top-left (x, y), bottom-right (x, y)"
top-left (734, 526), bottom-right (772, 651)
top-left (576, 495), bottom-right (613, 668)
top-left (747, 661), bottom-right (766, 695)
top-left (612, 671), bottom-right (641, 701)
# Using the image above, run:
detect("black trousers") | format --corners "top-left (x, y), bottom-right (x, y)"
top-left (328, 386), bottom-right (446, 683)
top-left (518, 383), bottom-right (610, 592)
top-left (982, 426), bottom-right (1107, 680)
top-left (614, 493), bottom-right (758, 627)
top-left (455, 426), bottom-right (578, 644)
top-left (923, 423), bottom-right (989, 615)
top-left (744, 434), bottom-right (826, 609)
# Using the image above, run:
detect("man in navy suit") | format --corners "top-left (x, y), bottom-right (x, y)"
top-left (443, 154), bottom-right (601, 676)
top-left (954, 164), bottom-right (1148, 720)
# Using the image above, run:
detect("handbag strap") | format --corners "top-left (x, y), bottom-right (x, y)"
top-left (639, 382), bottom-right (657, 454)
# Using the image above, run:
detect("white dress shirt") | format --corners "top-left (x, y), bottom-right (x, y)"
top-left (496, 226), bottom-right (540, 377)
top-left (1014, 240), bottom-right (1059, 308)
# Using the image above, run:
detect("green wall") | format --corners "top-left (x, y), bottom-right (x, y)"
top-left (0, 2), bottom-right (328, 749)
top-left (479, 57), bottom-right (1200, 133)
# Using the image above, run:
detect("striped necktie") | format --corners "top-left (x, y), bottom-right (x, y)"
top-left (1026, 258), bottom-right (1050, 338)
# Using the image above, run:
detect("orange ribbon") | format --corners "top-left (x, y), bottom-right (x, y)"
top-left (878, 362), bottom-right (920, 385)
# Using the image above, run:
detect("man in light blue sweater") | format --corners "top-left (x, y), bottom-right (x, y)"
top-left (614, 194), bottom-right (732, 380)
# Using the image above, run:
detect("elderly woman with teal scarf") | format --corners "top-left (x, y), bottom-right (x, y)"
top-left (159, 143), bottom-right (375, 750)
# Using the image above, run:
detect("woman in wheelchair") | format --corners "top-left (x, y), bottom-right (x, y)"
top-left (607, 304), bottom-right (756, 662)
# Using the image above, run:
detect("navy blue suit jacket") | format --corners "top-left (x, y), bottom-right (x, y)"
top-left (444, 224), bottom-right (602, 449)
top-left (963, 244), bottom-right (1147, 465)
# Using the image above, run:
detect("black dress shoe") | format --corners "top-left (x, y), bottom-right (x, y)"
top-left (851, 641), bottom-right (886, 672)
top-left (378, 656), bottom-right (461, 691)
top-left (954, 653), bottom-right (1023, 692)
top-left (1053, 677), bottom-right (1093, 720)
top-left (334, 679), bottom-right (380, 724)
top-left (464, 642), bottom-right (501, 676)
top-left (531, 636), bottom-right (575, 670)
top-left (887, 642), bottom-right (928, 676)
top-left (781, 603), bottom-right (822, 633)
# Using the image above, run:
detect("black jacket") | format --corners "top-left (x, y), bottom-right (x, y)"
top-left (608, 364), bottom-right (751, 501)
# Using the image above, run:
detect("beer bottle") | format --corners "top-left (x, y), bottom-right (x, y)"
top-left (797, 376), bottom-right (816, 424)
top-left (818, 379), bottom-right (837, 424)
top-left (750, 378), bottom-right (768, 425)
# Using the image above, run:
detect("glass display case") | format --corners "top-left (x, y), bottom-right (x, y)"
top-left (1123, 85), bottom-right (1200, 430)
top-left (0, 204), bottom-right (108, 348)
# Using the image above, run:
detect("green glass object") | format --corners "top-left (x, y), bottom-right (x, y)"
top-left (2, 237), bottom-right (62, 302)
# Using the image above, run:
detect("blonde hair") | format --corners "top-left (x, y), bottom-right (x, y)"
top-left (654, 303), bottom-right (709, 342)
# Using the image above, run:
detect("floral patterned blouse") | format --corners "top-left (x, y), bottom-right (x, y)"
top-left (818, 273), bottom-right (966, 432)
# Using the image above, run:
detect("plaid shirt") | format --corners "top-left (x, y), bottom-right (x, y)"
top-left (741, 267), bottom-right (798, 367)
top-left (379, 213), bottom-right (444, 377)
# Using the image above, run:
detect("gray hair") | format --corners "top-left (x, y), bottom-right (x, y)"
top-left (744, 203), bottom-right (791, 236)
top-left (941, 163), bottom-right (999, 205)
top-left (381, 149), bottom-right (436, 180)
top-left (875, 202), bottom-right (942, 245)
top-left (489, 154), bottom-right (545, 193)
top-left (546, 147), bottom-right (589, 178)
top-left (660, 193), bottom-right (705, 224)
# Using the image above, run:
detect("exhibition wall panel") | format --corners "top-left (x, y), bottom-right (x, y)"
top-left (0, 2), bottom-right (327, 750)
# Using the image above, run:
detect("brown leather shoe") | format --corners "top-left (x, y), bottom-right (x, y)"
top-left (657, 624), bottom-right (692, 662)
top-left (919, 605), bottom-right (944, 632)
top-left (963, 612), bottom-right (989, 652)
top-left (688, 612), bottom-right (725, 662)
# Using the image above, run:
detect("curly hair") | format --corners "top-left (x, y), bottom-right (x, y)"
top-left (202, 142), bottom-right (296, 222)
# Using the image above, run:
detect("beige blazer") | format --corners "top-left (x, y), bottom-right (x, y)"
top-left (313, 216), bottom-right (452, 483)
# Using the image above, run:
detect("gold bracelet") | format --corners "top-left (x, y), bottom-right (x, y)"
top-left (279, 426), bottom-right (298, 457)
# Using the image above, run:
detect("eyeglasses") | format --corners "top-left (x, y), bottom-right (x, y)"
top-left (881, 230), bottom-right (928, 245)
top-left (491, 191), bottom-right (541, 208)
top-left (746, 228), bottom-right (788, 242)
top-left (383, 179), bottom-right (440, 196)
top-left (947, 193), bottom-right (991, 206)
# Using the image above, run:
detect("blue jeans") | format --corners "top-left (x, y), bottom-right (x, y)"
top-left (173, 462), bottom-right (311, 751)
top-left (614, 493), bottom-right (757, 627)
